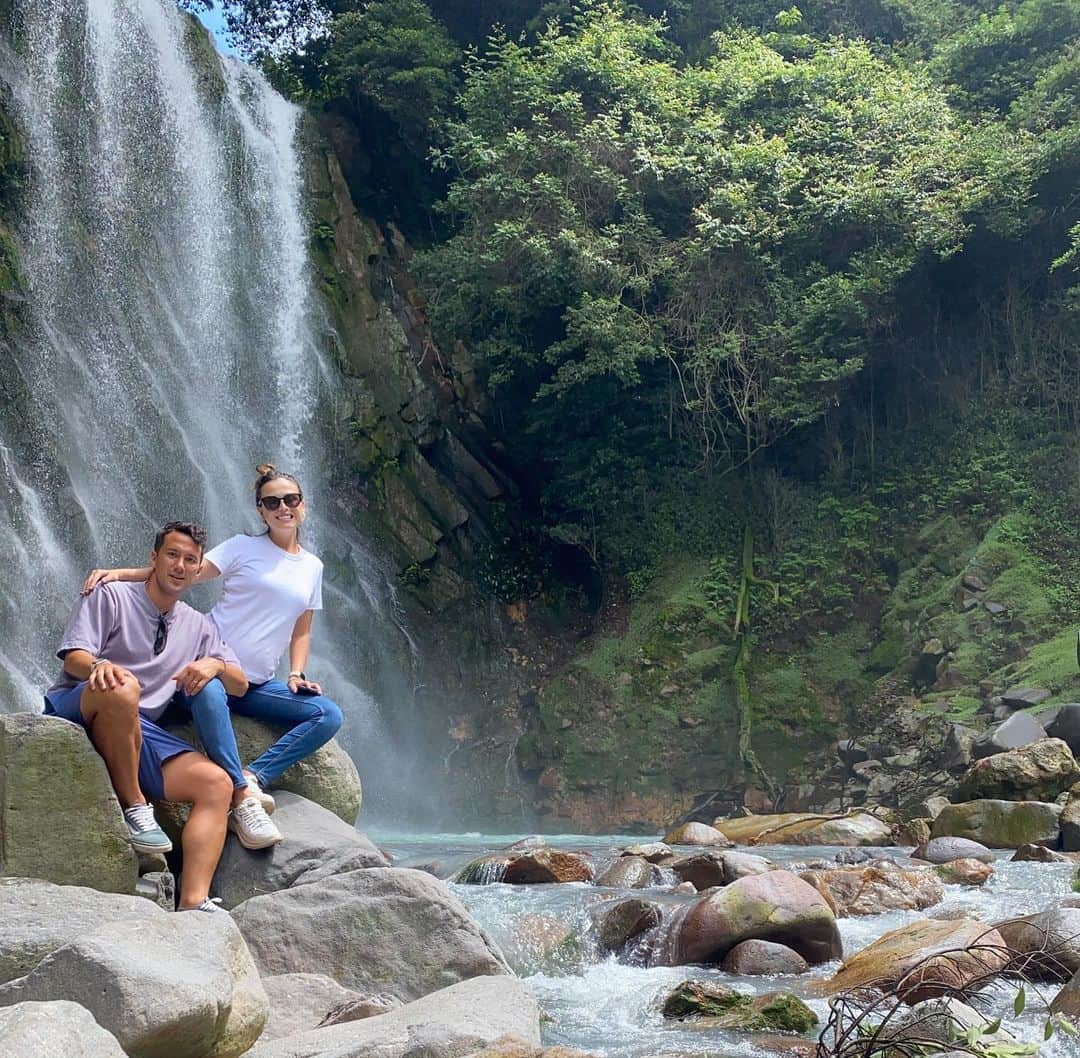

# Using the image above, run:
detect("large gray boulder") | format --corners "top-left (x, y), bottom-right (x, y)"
top-left (212, 792), bottom-right (389, 908)
top-left (245, 976), bottom-right (540, 1058)
top-left (0, 912), bottom-right (267, 1058)
top-left (232, 867), bottom-right (510, 1002)
top-left (971, 713), bottom-right (1046, 760)
top-left (0, 878), bottom-right (163, 984)
top-left (261, 974), bottom-right (400, 1041)
top-left (911, 837), bottom-right (994, 864)
top-left (1046, 704), bottom-right (1080, 755)
top-left (0, 714), bottom-right (137, 894)
top-left (166, 715), bottom-right (362, 824)
top-left (954, 739), bottom-right (1080, 802)
top-left (931, 800), bottom-right (1062, 848)
top-left (996, 908), bottom-right (1080, 981)
top-left (0, 1000), bottom-right (127, 1058)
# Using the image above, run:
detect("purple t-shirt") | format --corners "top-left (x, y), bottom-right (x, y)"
top-left (45, 582), bottom-right (240, 721)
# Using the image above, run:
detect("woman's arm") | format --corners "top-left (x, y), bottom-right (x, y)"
top-left (82, 559), bottom-right (221, 595)
top-left (287, 610), bottom-right (322, 695)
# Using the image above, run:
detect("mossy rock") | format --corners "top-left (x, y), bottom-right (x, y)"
top-left (661, 981), bottom-right (817, 1033)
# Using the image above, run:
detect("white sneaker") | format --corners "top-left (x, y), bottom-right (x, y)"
top-left (180, 897), bottom-right (226, 914)
top-left (228, 797), bottom-right (283, 850)
top-left (244, 773), bottom-right (276, 815)
top-left (123, 802), bottom-right (173, 853)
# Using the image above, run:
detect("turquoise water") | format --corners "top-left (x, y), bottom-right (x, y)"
top-left (368, 830), bottom-right (1080, 1057)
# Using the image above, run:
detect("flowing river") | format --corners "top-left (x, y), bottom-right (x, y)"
top-left (372, 831), bottom-right (1080, 1057)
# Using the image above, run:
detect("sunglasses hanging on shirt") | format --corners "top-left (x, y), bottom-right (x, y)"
top-left (153, 613), bottom-right (168, 656)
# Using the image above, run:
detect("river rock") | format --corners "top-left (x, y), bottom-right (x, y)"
top-left (1061, 798), bottom-right (1080, 852)
top-left (669, 851), bottom-right (726, 890)
top-left (622, 842), bottom-right (672, 862)
top-left (971, 712), bottom-right (1047, 760)
top-left (259, 974), bottom-right (399, 1040)
top-left (996, 908), bottom-right (1080, 981)
top-left (955, 739), bottom-right (1080, 801)
top-left (799, 863), bottom-right (942, 917)
top-left (823, 918), bottom-right (1008, 1003)
top-left (0, 911), bottom-right (267, 1058)
top-left (166, 715), bottom-right (362, 824)
top-left (212, 792), bottom-right (389, 908)
top-left (934, 858), bottom-right (994, 885)
top-left (594, 856), bottom-right (662, 888)
top-left (1050, 967), bottom-right (1080, 1020)
top-left (1000, 687), bottom-right (1051, 709)
top-left (660, 981), bottom-right (817, 1032)
top-left (1011, 843), bottom-right (1071, 863)
top-left (245, 976), bottom-right (540, 1058)
top-left (713, 812), bottom-right (893, 847)
top-left (1046, 705), bottom-right (1080, 755)
top-left (877, 997), bottom-right (1016, 1051)
top-left (652, 870), bottom-right (842, 966)
top-left (931, 799), bottom-right (1062, 848)
top-left (0, 1000), bottom-right (127, 1058)
top-left (504, 850), bottom-right (594, 883)
top-left (719, 850), bottom-right (777, 880)
top-left (594, 898), bottom-right (661, 953)
top-left (911, 836), bottom-right (994, 864)
top-left (721, 940), bottom-right (810, 976)
top-left (904, 796), bottom-right (951, 822)
top-left (0, 714), bottom-right (137, 894)
top-left (663, 822), bottom-right (733, 847)
top-left (0, 878), bottom-right (164, 984)
top-left (232, 867), bottom-right (510, 1001)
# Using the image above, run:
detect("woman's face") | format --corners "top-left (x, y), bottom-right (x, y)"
top-left (257, 477), bottom-right (305, 532)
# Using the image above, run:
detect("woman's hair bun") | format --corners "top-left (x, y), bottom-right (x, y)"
top-left (255, 463), bottom-right (276, 476)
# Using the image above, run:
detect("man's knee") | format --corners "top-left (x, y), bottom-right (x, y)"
top-left (86, 678), bottom-right (141, 724)
top-left (198, 765), bottom-right (233, 807)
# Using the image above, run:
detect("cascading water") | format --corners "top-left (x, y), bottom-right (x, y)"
top-left (0, 0), bottom-right (418, 810)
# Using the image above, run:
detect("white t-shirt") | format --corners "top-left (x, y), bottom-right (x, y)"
top-left (204, 533), bottom-right (323, 684)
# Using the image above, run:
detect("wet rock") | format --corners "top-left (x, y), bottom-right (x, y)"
top-left (212, 793), bottom-right (389, 908)
top-left (663, 822), bottom-right (734, 847)
top-left (462, 1037), bottom-right (599, 1058)
top-left (505, 836), bottom-right (547, 853)
top-left (498, 914), bottom-right (580, 976)
top-left (594, 856), bottom-right (662, 889)
top-left (1062, 796), bottom-right (1080, 852)
top-left (652, 870), bottom-right (842, 967)
top-left (955, 739), bottom-right (1080, 802)
top-left (232, 868), bottom-right (510, 1002)
top-left (0, 1001), bottom-right (127, 1058)
top-left (912, 836), bottom-right (994, 864)
top-left (1011, 844), bottom-right (1071, 863)
top-left (799, 863), bottom-right (942, 917)
top-left (660, 981), bottom-right (817, 1033)
top-left (503, 850), bottom-right (594, 884)
top-left (1050, 967), bottom-right (1080, 1021)
top-left (933, 858), bottom-right (994, 885)
top-left (622, 842), bottom-right (672, 863)
top-left (245, 976), bottom-right (541, 1058)
top-left (593, 898), bottom-right (661, 954)
top-left (0, 910), bottom-right (267, 1058)
top-left (670, 852), bottom-right (726, 890)
top-left (721, 940), bottom-right (810, 976)
top-left (823, 918), bottom-right (1008, 1003)
top-left (719, 851), bottom-right (777, 880)
top-left (877, 997), bottom-right (1016, 1051)
top-left (713, 812), bottom-right (894, 847)
top-left (996, 908), bottom-right (1080, 981)
top-left (834, 849), bottom-right (878, 865)
top-left (971, 713), bottom-right (1047, 760)
top-left (0, 714), bottom-right (137, 894)
top-left (931, 799), bottom-right (1062, 849)
top-left (457, 855), bottom-right (514, 884)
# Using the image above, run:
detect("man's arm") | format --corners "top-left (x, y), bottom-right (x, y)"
top-left (62, 648), bottom-right (134, 693)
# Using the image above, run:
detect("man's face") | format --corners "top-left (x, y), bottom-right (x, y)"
top-left (149, 531), bottom-right (203, 599)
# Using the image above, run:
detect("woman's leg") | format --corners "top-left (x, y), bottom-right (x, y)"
top-left (228, 679), bottom-right (343, 787)
top-left (174, 678), bottom-right (248, 801)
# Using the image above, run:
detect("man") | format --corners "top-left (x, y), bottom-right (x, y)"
top-left (44, 521), bottom-right (280, 912)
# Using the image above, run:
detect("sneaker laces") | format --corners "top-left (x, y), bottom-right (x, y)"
top-left (232, 797), bottom-right (272, 831)
top-left (124, 803), bottom-right (158, 832)
top-left (181, 897), bottom-right (224, 913)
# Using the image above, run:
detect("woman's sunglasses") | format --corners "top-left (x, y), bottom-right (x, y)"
top-left (257, 493), bottom-right (303, 511)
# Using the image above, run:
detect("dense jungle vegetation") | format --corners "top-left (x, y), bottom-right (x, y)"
top-left (182, 0), bottom-right (1080, 804)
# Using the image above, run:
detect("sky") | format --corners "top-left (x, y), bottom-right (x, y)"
top-left (195, 3), bottom-right (238, 55)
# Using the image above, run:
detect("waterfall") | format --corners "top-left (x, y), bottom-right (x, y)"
top-left (0, 0), bottom-right (410, 806)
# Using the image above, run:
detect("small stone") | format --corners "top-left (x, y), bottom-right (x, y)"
top-left (961, 596), bottom-right (980, 611)
top-left (934, 858), bottom-right (994, 885)
top-left (659, 684), bottom-right (678, 698)
top-left (1000, 687), bottom-right (1052, 709)
top-left (1011, 844), bottom-right (1070, 864)
top-left (961, 573), bottom-right (987, 592)
top-left (984, 601), bottom-right (1007, 615)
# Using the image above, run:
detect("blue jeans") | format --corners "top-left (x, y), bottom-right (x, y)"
top-left (178, 678), bottom-right (342, 789)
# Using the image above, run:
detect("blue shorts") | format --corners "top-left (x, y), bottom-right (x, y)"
top-left (44, 682), bottom-right (196, 802)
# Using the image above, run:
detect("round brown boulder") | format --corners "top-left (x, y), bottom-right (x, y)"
top-left (593, 898), bottom-right (661, 954)
top-left (503, 850), bottom-right (594, 884)
top-left (651, 870), bottom-right (842, 967)
top-left (823, 918), bottom-right (1008, 1003)
top-left (663, 822), bottom-right (734, 847)
top-left (798, 864), bottom-right (942, 917)
top-left (934, 859), bottom-right (994, 886)
top-left (594, 856), bottom-right (662, 889)
top-left (721, 940), bottom-right (810, 976)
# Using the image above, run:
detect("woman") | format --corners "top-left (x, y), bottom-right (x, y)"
top-left (84, 464), bottom-right (344, 843)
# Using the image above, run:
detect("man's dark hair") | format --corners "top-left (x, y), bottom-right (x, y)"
top-left (153, 521), bottom-right (208, 555)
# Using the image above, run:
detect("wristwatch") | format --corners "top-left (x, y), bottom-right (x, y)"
top-left (288, 671), bottom-right (306, 680)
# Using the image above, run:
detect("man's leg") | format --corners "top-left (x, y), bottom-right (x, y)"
top-left (161, 752), bottom-right (232, 909)
top-left (229, 681), bottom-right (343, 788)
top-left (79, 677), bottom-right (145, 808)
